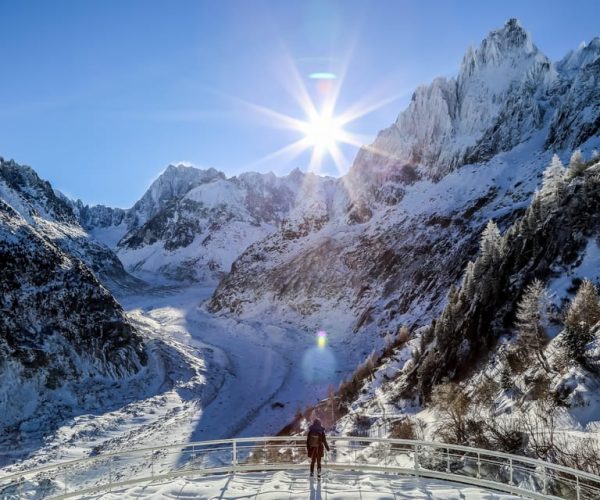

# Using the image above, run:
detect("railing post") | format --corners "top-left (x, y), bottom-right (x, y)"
top-left (576, 475), bottom-right (580, 500)
top-left (414, 444), bottom-right (419, 477)
top-left (64, 470), bottom-right (68, 495)
top-left (263, 440), bottom-right (267, 464)
top-left (542, 466), bottom-right (547, 494)
top-left (446, 447), bottom-right (450, 473)
top-left (509, 458), bottom-right (514, 486)
top-left (477, 452), bottom-right (481, 479)
top-left (232, 440), bottom-right (237, 469)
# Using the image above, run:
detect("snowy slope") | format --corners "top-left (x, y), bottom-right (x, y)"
top-left (329, 159), bottom-right (600, 475)
top-left (0, 158), bottom-right (139, 287)
top-left (83, 164), bottom-right (336, 282)
top-left (209, 19), bottom-right (600, 350)
top-left (0, 198), bottom-right (147, 453)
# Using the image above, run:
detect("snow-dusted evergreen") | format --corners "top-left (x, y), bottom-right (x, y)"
top-left (331, 157), bottom-right (600, 474)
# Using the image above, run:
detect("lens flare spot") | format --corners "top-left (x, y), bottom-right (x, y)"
top-left (316, 78), bottom-right (334, 96)
top-left (309, 72), bottom-right (337, 80)
top-left (317, 330), bottom-right (327, 348)
top-left (302, 345), bottom-right (336, 383)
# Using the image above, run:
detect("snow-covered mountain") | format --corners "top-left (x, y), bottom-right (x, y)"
top-left (75, 20), bottom-right (599, 309)
top-left (325, 157), bottom-right (600, 475)
top-left (0, 196), bottom-right (147, 433)
top-left (209, 19), bottom-right (600, 350)
top-left (0, 159), bottom-right (140, 287)
top-left (81, 164), bottom-right (336, 282)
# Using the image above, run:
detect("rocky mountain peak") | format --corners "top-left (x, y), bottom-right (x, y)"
top-left (557, 36), bottom-right (600, 74)
top-left (0, 157), bottom-right (77, 224)
top-left (129, 164), bottom-right (226, 226)
top-left (348, 19), bottom-right (560, 187)
top-left (459, 18), bottom-right (542, 83)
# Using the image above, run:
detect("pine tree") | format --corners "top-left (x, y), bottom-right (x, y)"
top-left (476, 220), bottom-right (506, 301)
top-left (480, 220), bottom-right (503, 267)
top-left (522, 192), bottom-right (543, 236)
top-left (461, 261), bottom-right (476, 300)
top-left (515, 279), bottom-right (550, 370)
top-left (567, 149), bottom-right (586, 178)
top-left (540, 154), bottom-right (566, 205)
top-left (563, 280), bottom-right (600, 362)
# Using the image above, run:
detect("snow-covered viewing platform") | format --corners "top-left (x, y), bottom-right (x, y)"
top-left (2, 437), bottom-right (599, 499)
top-left (90, 470), bottom-right (520, 499)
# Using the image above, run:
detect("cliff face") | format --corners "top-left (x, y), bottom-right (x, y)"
top-left (0, 159), bottom-right (137, 287)
top-left (0, 198), bottom-right (147, 430)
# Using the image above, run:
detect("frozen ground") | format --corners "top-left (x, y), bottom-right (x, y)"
top-left (89, 470), bottom-right (520, 499)
top-left (119, 282), bottom-right (358, 440)
top-left (1, 280), bottom-right (358, 475)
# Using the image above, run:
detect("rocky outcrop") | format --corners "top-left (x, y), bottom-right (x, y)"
top-left (0, 199), bottom-right (146, 429)
top-left (80, 163), bottom-right (337, 281)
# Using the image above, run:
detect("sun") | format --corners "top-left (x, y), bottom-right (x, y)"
top-left (228, 50), bottom-right (403, 175)
top-left (301, 112), bottom-right (344, 152)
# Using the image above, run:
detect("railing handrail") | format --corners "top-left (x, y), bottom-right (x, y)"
top-left (2, 436), bottom-right (599, 498)
top-left (2, 436), bottom-right (600, 483)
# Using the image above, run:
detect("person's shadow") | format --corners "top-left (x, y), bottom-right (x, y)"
top-left (309, 477), bottom-right (322, 500)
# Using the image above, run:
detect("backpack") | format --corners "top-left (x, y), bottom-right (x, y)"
top-left (308, 432), bottom-right (320, 448)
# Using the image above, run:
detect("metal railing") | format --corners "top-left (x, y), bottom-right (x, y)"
top-left (1, 437), bottom-right (599, 499)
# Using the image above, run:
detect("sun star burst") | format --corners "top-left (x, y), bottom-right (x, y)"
top-left (229, 49), bottom-right (403, 176)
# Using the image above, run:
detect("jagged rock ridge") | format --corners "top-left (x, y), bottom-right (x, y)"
top-left (208, 19), bottom-right (600, 347)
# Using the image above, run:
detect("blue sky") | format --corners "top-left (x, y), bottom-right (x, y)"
top-left (1, 0), bottom-right (599, 207)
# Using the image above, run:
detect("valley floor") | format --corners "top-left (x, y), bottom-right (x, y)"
top-left (1, 281), bottom-right (358, 474)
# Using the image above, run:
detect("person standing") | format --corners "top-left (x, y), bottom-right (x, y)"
top-left (306, 418), bottom-right (329, 479)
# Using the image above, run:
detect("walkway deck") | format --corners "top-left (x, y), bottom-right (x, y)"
top-left (88, 470), bottom-right (520, 499)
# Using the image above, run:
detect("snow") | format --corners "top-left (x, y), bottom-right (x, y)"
top-left (0, 279), bottom-right (360, 473)
top-left (0, 180), bottom-right (36, 224)
top-left (185, 179), bottom-right (245, 209)
top-left (2, 17), bottom-right (600, 494)
top-left (89, 223), bottom-right (129, 249)
top-left (117, 219), bottom-right (275, 281)
top-left (548, 237), bottom-right (600, 304)
top-left (89, 470), bottom-right (520, 499)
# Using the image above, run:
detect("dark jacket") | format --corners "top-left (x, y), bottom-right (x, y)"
top-left (306, 423), bottom-right (330, 458)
